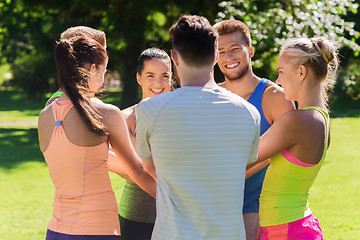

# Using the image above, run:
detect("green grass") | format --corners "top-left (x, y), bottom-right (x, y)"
top-left (329, 95), bottom-right (360, 118)
top-left (0, 90), bottom-right (46, 123)
top-left (1, 89), bottom-right (359, 239)
top-left (310, 117), bottom-right (360, 239)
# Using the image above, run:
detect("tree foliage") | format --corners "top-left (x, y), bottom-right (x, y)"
top-left (2, 0), bottom-right (360, 104)
top-left (0, 0), bottom-right (222, 107)
top-left (217, 0), bottom-right (360, 84)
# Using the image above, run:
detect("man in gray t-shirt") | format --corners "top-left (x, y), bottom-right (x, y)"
top-left (136, 15), bottom-right (260, 240)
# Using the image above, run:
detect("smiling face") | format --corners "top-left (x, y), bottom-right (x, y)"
top-left (137, 58), bottom-right (172, 99)
top-left (217, 31), bottom-right (253, 81)
top-left (276, 53), bottom-right (302, 101)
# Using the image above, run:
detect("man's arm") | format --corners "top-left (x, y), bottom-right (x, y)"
top-left (245, 160), bottom-right (269, 179)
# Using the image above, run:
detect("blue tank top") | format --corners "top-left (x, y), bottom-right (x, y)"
top-left (243, 78), bottom-right (271, 213)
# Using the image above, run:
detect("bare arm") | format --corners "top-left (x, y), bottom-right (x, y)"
top-left (245, 83), bottom-right (295, 175)
top-left (143, 159), bottom-right (157, 180)
top-left (105, 106), bottom-right (156, 198)
top-left (247, 111), bottom-right (299, 169)
top-left (122, 106), bottom-right (137, 148)
top-left (107, 105), bottom-right (136, 181)
top-left (245, 160), bottom-right (269, 179)
top-left (107, 148), bottom-right (132, 181)
top-left (38, 106), bottom-right (55, 153)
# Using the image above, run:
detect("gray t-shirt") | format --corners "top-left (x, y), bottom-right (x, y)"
top-left (136, 86), bottom-right (260, 240)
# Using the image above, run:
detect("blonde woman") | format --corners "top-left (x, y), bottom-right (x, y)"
top-left (249, 37), bottom-right (338, 239)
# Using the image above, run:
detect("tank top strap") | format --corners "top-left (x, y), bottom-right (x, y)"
top-left (247, 78), bottom-right (269, 103)
top-left (51, 100), bottom-right (73, 127)
top-left (257, 78), bottom-right (270, 92)
top-left (247, 78), bottom-right (271, 136)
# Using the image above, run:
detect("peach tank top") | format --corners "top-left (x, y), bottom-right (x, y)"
top-left (43, 100), bottom-right (120, 235)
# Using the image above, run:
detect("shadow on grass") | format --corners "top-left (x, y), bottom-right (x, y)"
top-left (0, 127), bottom-right (44, 169)
top-left (346, 110), bottom-right (360, 118)
top-left (0, 89), bottom-right (46, 112)
top-left (330, 109), bottom-right (360, 118)
top-left (329, 95), bottom-right (360, 118)
top-left (0, 89), bottom-right (122, 112)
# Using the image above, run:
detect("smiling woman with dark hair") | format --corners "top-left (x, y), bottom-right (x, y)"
top-left (118, 47), bottom-right (172, 240)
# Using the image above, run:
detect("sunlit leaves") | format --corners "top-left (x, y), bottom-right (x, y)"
top-left (217, 0), bottom-right (360, 68)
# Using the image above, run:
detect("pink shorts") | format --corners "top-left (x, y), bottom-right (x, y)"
top-left (258, 214), bottom-right (323, 240)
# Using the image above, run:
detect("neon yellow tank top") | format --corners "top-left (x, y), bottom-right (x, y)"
top-left (259, 106), bottom-right (329, 227)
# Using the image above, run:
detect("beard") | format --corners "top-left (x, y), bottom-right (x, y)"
top-left (223, 64), bottom-right (249, 81)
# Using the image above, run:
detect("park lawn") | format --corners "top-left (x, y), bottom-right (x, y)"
top-left (1, 89), bottom-right (359, 239)
top-left (310, 117), bottom-right (360, 239)
top-left (0, 89), bottom-right (45, 123)
top-left (1, 119), bottom-right (359, 239)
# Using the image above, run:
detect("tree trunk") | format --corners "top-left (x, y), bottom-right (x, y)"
top-left (119, 8), bottom-right (147, 109)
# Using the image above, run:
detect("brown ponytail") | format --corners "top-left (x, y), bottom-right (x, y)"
top-left (55, 37), bottom-right (108, 136)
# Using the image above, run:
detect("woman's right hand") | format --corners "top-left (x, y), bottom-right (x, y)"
top-left (102, 104), bottom-right (157, 198)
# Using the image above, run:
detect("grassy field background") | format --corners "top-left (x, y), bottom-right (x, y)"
top-left (0, 89), bottom-right (359, 239)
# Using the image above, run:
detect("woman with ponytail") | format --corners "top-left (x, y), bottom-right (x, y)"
top-left (38, 36), bottom-right (156, 240)
top-left (45, 26), bottom-right (107, 107)
top-left (248, 37), bottom-right (339, 239)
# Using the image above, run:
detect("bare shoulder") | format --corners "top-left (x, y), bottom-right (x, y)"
top-left (38, 104), bottom-right (55, 152)
top-left (263, 81), bottom-right (287, 100)
top-left (262, 81), bottom-right (295, 123)
top-left (121, 105), bottom-right (136, 133)
top-left (93, 100), bottom-right (121, 117)
top-left (285, 109), bottom-right (327, 149)
top-left (92, 101), bottom-right (124, 132)
top-left (38, 104), bottom-right (54, 125)
top-left (122, 105), bottom-right (136, 120)
top-left (278, 109), bottom-right (320, 131)
top-left (275, 109), bottom-right (301, 127)
top-left (297, 108), bottom-right (327, 129)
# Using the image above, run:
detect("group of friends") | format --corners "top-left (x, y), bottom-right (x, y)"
top-left (37, 14), bottom-right (339, 240)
